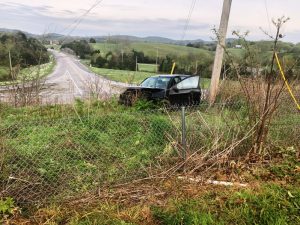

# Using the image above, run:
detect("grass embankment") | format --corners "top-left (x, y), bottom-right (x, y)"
top-left (0, 55), bottom-right (56, 86)
top-left (0, 99), bottom-right (299, 224)
top-left (0, 101), bottom-right (175, 203)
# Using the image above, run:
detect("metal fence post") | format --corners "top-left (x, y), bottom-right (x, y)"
top-left (181, 106), bottom-right (187, 160)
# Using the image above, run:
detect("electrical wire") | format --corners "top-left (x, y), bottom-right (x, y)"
top-left (264, 0), bottom-right (272, 34)
top-left (60, 0), bottom-right (104, 44)
top-left (181, 0), bottom-right (197, 41)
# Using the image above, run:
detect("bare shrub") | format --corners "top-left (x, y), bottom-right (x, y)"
top-left (215, 16), bottom-right (293, 156)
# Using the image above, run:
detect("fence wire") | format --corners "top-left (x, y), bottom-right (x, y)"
top-left (0, 103), bottom-right (299, 205)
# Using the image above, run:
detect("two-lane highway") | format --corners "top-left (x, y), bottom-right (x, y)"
top-left (40, 50), bottom-right (126, 104)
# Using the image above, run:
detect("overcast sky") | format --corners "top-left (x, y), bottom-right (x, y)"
top-left (0, 0), bottom-right (299, 42)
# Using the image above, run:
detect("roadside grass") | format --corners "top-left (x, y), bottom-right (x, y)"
top-left (8, 181), bottom-right (300, 224)
top-left (0, 98), bottom-right (299, 224)
top-left (151, 184), bottom-right (300, 225)
top-left (0, 100), bottom-right (176, 203)
top-left (19, 55), bottom-right (56, 79)
top-left (0, 55), bottom-right (55, 86)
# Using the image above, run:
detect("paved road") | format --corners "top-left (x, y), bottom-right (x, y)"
top-left (0, 50), bottom-right (128, 104)
top-left (40, 50), bottom-right (127, 104)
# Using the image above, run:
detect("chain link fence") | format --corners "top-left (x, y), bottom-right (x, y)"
top-left (0, 102), bottom-right (299, 206)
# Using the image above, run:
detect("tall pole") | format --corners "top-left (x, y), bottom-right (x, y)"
top-left (156, 47), bottom-right (159, 73)
top-left (136, 56), bottom-right (138, 71)
top-left (209, 0), bottom-right (232, 104)
top-left (8, 50), bottom-right (13, 79)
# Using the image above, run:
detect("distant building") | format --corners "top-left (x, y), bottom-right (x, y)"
top-left (49, 40), bottom-right (60, 45)
top-left (234, 45), bottom-right (242, 49)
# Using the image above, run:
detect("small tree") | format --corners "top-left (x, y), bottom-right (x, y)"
top-left (216, 16), bottom-right (291, 156)
top-left (89, 38), bottom-right (96, 43)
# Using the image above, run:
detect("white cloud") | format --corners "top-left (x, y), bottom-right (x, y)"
top-left (0, 0), bottom-right (299, 42)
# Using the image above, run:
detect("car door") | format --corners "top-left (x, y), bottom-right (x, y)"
top-left (168, 76), bottom-right (201, 105)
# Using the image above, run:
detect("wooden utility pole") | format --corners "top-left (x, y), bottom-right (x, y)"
top-left (209, 0), bottom-right (232, 104)
top-left (8, 50), bottom-right (13, 79)
top-left (136, 56), bottom-right (138, 71)
top-left (156, 47), bottom-right (159, 73)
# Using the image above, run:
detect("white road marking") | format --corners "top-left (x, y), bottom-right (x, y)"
top-left (65, 70), bottom-right (83, 96)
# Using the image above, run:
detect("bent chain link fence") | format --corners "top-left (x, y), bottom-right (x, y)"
top-left (0, 102), bottom-right (299, 206)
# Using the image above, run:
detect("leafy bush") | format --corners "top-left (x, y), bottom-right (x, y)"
top-left (0, 32), bottom-right (49, 68)
top-left (0, 66), bottom-right (10, 81)
top-left (61, 40), bottom-right (93, 59)
top-left (0, 197), bottom-right (16, 221)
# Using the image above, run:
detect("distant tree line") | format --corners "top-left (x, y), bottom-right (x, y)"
top-left (187, 42), bottom-right (217, 51)
top-left (90, 50), bottom-right (213, 77)
top-left (62, 38), bottom-right (300, 79)
top-left (91, 50), bottom-right (155, 71)
top-left (61, 40), bottom-right (93, 59)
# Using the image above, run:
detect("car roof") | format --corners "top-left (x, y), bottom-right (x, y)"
top-left (150, 74), bottom-right (191, 78)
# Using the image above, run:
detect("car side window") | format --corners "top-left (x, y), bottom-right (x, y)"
top-left (176, 76), bottom-right (199, 89)
top-left (169, 77), bottom-right (181, 88)
top-left (174, 77), bottom-right (181, 84)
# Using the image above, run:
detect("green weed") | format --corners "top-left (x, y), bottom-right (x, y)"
top-left (151, 184), bottom-right (300, 225)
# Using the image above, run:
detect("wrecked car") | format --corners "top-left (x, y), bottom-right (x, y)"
top-left (119, 74), bottom-right (201, 106)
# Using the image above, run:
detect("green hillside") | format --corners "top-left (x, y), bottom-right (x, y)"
top-left (90, 42), bottom-right (214, 77)
top-left (91, 42), bottom-right (213, 59)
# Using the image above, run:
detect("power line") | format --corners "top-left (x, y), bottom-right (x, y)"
top-left (60, 0), bottom-right (104, 44)
top-left (264, 0), bottom-right (272, 34)
top-left (181, 0), bottom-right (197, 41)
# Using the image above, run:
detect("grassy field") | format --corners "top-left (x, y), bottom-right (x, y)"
top-left (137, 63), bottom-right (158, 72)
top-left (90, 67), bottom-right (155, 84)
top-left (227, 48), bottom-right (244, 58)
top-left (91, 42), bottom-right (213, 58)
top-left (89, 66), bottom-right (211, 88)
